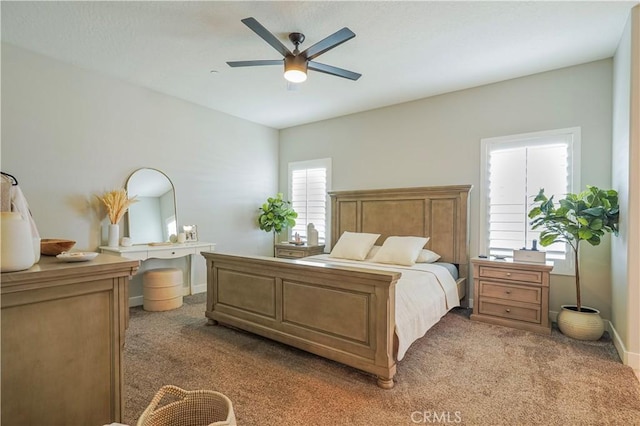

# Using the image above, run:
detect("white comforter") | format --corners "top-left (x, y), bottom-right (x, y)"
top-left (302, 254), bottom-right (459, 360)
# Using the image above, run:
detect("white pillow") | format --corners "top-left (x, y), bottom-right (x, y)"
top-left (371, 236), bottom-right (429, 266)
top-left (416, 249), bottom-right (441, 263)
top-left (329, 232), bottom-right (381, 261)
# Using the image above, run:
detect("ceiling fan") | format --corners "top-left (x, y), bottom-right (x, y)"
top-left (227, 17), bottom-right (361, 83)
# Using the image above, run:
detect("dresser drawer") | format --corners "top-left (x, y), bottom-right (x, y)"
top-left (478, 266), bottom-right (542, 284)
top-left (479, 281), bottom-right (542, 304)
top-left (479, 299), bottom-right (541, 324)
top-left (276, 249), bottom-right (306, 259)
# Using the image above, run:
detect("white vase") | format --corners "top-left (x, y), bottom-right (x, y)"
top-left (108, 224), bottom-right (119, 247)
top-left (1, 212), bottom-right (36, 272)
top-left (307, 223), bottom-right (319, 246)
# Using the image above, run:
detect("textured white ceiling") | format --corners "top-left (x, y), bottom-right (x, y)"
top-left (1, 1), bottom-right (637, 129)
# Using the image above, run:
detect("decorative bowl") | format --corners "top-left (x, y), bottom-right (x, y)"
top-left (41, 239), bottom-right (76, 256)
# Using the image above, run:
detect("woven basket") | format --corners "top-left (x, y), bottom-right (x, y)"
top-left (136, 385), bottom-right (236, 426)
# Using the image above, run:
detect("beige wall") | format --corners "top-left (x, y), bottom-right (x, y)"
top-left (611, 5), bottom-right (640, 374)
top-left (1, 43), bottom-right (280, 299)
top-left (280, 60), bottom-right (614, 318)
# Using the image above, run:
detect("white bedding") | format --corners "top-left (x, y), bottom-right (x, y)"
top-left (302, 254), bottom-right (459, 360)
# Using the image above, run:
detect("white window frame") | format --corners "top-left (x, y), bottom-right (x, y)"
top-left (287, 158), bottom-right (332, 247)
top-left (479, 127), bottom-right (581, 276)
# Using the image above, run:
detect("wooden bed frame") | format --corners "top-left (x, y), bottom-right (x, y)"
top-left (202, 185), bottom-right (471, 388)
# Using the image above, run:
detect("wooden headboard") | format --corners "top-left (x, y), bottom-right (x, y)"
top-left (329, 185), bottom-right (472, 279)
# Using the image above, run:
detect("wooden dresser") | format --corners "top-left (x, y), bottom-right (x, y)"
top-left (471, 257), bottom-right (553, 335)
top-left (275, 243), bottom-right (325, 259)
top-left (1, 254), bottom-right (139, 426)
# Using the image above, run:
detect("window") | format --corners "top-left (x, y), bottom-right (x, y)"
top-left (479, 127), bottom-right (581, 275)
top-left (166, 216), bottom-right (177, 241)
top-left (288, 158), bottom-right (331, 244)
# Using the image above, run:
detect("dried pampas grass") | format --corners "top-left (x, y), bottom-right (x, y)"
top-left (97, 189), bottom-right (138, 225)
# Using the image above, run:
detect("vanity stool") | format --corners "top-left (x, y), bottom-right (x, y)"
top-left (143, 268), bottom-right (183, 311)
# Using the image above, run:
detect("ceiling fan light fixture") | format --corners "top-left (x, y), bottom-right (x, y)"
top-left (284, 69), bottom-right (307, 83)
top-left (284, 55), bottom-right (307, 83)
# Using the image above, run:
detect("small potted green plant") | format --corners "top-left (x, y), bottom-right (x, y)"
top-left (257, 193), bottom-right (298, 254)
top-left (528, 185), bottom-right (619, 340)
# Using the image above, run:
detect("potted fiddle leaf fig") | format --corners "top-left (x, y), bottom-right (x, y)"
top-left (258, 193), bottom-right (298, 254)
top-left (528, 186), bottom-right (619, 340)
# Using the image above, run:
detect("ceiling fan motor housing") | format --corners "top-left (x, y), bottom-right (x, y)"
top-left (285, 55), bottom-right (307, 71)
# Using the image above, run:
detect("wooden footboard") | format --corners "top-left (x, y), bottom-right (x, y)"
top-left (202, 252), bottom-right (401, 389)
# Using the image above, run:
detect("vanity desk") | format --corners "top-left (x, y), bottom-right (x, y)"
top-left (108, 167), bottom-right (215, 302)
top-left (100, 242), bottom-right (215, 296)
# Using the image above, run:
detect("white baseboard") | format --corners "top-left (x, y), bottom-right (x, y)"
top-left (129, 283), bottom-right (207, 307)
top-left (191, 282), bottom-right (207, 295)
top-left (609, 321), bottom-right (640, 379)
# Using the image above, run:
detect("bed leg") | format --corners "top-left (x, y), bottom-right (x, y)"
top-left (206, 318), bottom-right (218, 326)
top-left (376, 377), bottom-right (394, 389)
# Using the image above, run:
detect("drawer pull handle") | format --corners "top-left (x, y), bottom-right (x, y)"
top-left (505, 309), bottom-right (511, 313)
top-left (172, 251), bottom-right (176, 255)
top-left (505, 290), bottom-right (511, 294)
top-left (506, 272), bottom-right (512, 277)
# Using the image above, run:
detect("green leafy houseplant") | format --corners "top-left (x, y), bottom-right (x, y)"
top-left (528, 186), bottom-right (619, 312)
top-left (258, 193), bottom-right (298, 250)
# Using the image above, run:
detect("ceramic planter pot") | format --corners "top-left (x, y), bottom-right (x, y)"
top-left (557, 305), bottom-right (605, 341)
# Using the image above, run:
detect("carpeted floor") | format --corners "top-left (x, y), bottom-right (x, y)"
top-left (124, 293), bottom-right (640, 425)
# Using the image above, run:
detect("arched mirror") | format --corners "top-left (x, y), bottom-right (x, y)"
top-left (126, 168), bottom-right (177, 244)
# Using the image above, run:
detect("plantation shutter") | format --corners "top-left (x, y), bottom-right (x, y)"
top-left (290, 167), bottom-right (327, 242)
top-left (481, 128), bottom-right (580, 274)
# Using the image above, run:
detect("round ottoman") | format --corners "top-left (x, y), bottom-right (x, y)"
top-left (142, 268), bottom-right (183, 311)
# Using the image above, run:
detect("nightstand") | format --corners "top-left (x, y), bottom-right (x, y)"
top-left (275, 243), bottom-right (325, 259)
top-left (471, 257), bottom-right (553, 335)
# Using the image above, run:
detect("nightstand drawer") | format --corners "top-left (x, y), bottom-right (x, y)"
top-left (276, 249), bottom-right (306, 259)
top-left (479, 281), bottom-right (542, 304)
top-left (479, 299), bottom-right (541, 324)
top-left (275, 244), bottom-right (325, 259)
top-left (478, 266), bottom-right (542, 284)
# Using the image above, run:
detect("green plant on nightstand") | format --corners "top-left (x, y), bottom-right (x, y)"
top-left (528, 185), bottom-right (619, 340)
top-left (257, 193), bottom-right (298, 255)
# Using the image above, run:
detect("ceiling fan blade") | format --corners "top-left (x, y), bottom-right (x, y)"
top-left (302, 27), bottom-right (355, 61)
top-left (308, 61), bottom-right (361, 81)
top-left (241, 17), bottom-right (292, 58)
top-left (227, 60), bottom-right (283, 67)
